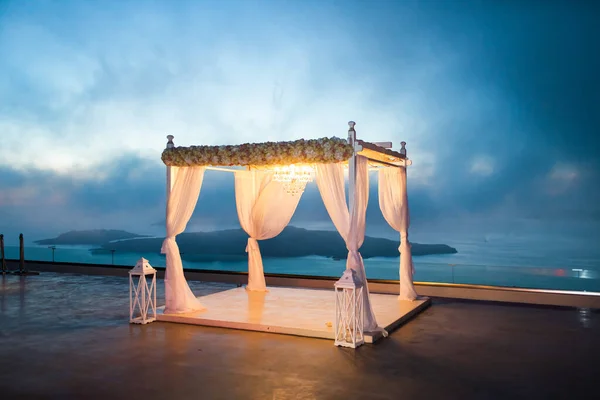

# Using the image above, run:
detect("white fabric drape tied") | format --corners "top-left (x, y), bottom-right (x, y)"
top-left (315, 157), bottom-right (379, 332)
top-left (235, 170), bottom-right (302, 291)
top-left (378, 167), bottom-right (418, 300)
top-left (399, 232), bottom-right (415, 275)
top-left (245, 238), bottom-right (260, 253)
top-left (346, 249), bottom-right (362, 271)
top-left (163, 166), bottom-right (207, 314)
top-left (161, 236), bottom-right (175, 253)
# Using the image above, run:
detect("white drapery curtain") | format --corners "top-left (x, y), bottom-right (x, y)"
top-left (315, 156), bottom-right (378, 331)
top-left (161, 166), bottom-right (207, 313)
top-left (378, 166), bottom-right (418, 300)
top-left (235, 170), bottom-right (303, 291)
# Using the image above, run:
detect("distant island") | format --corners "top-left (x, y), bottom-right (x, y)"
top-left (34, 229), bottom-right (149, 245)
top-left (36, 226), bottom-right (457, 260)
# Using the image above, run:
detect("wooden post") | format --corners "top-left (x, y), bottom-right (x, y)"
top-left (400, 141), bottom-right (407, 157)
top-left (347, 121), bottom-right (357, 214)
top-left (164, 135), bottom-right (175, 276)
top-left (166, 135), bottom-right (175, 202)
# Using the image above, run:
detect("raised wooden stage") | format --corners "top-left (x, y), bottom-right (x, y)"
top-left (157, 286), bottom-right (430, 343)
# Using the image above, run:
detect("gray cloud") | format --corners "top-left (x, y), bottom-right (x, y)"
top-left (0, 0), bottom-right (598, 243)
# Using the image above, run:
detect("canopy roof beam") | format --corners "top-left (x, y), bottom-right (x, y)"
top-left (162, 121), bottom-right (411, 169)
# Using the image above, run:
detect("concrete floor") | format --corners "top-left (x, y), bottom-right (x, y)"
top-left (1, 273), bottom-right (599, 400)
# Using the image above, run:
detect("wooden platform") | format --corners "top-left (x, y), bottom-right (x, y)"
top-left (157, 287), bottom-right (430, 343)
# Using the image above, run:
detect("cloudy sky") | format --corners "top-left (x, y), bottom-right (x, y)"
top-left (0, 0), bottom-right (598, 244)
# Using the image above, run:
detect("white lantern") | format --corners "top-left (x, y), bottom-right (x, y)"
top-left (334, 269), bottom-right (364, 348)
top-left (129, 257), bottom-right (157, 324)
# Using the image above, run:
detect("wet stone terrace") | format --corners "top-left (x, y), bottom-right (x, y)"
top-left (1, 272), bottom-right (599, 400)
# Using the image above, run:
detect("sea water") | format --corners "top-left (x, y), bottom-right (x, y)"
top-left (3, 229), bottom-right (599, 292)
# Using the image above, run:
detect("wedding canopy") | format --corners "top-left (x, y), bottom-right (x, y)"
top-left (160, 122), bottom-right (417, 333)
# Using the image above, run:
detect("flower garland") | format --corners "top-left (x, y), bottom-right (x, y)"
top-left (161, 137), bottom-right (354, 167)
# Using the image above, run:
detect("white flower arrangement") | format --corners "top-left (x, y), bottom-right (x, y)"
top-left (162, 137), bottom-right (353, 167)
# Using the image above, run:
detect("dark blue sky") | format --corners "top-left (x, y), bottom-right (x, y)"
top-left (0, 0), bottom-right (598, 243)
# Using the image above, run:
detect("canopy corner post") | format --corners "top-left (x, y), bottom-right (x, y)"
top-left (166, 135), bottom-right (175, 205)
top-left (347, 121), bottom-right (357, 211)
top-left (400, 141), bottom-right (412, 168)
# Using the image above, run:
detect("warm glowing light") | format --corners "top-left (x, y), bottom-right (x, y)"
top-left (272, 164), bottom-right (314, 195)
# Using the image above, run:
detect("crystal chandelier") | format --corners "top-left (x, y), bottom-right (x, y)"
top-left (272, 164), bottom-right (314, 196)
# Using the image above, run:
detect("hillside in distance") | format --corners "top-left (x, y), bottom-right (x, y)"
top-left (35, 229), bottom-right (149, 245)
top-left (80, 226), bottom-right (458, 260)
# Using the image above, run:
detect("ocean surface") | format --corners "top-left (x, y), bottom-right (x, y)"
top-left (3, 226), bottom-right (600, 292)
